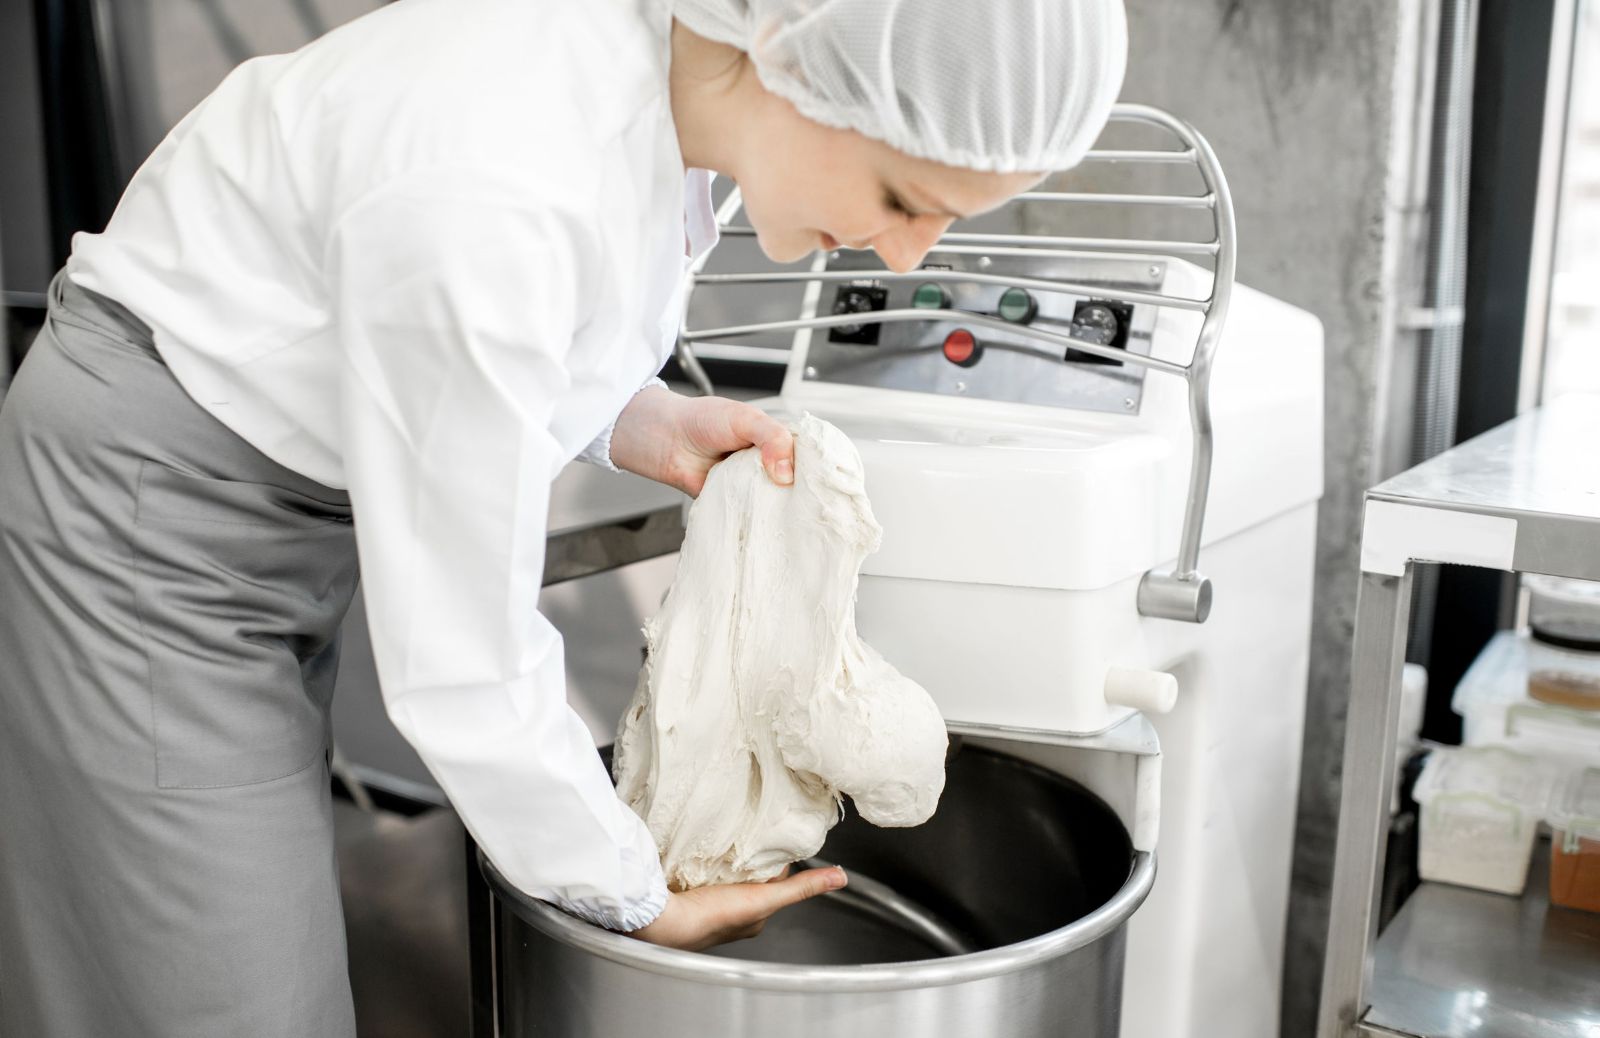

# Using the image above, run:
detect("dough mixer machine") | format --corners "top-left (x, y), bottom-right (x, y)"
top-left (475, 104), bottom-right (1324, 1038)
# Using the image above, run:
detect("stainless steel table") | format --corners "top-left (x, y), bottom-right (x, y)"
top-left (1316, 394), bottom-right (1600, 1037)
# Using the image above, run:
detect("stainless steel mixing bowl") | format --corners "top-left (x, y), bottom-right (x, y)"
top-left (480, 743), bottom-right (1154, 1037)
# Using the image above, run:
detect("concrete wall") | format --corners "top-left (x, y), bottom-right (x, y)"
top-left (1054, 2), bottom-right (1423, 1032)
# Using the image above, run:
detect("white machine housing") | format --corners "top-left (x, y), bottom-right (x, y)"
top-left (769, 263), bottom-right (1322, 1038)
top-left (778, 260), bottom-right (1322, 735)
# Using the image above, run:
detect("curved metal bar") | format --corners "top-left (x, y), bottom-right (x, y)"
top-left (921, 243), bottom-right (1185, 265)
top-left (799, 858), bottom-right (980, 957)
top-left (683, 307), bottom-right (1190, 378)
top-left (693, 269), bottom-right (1209, 313)
top-left (673, 337), bottom-right (716, 397)
top-left (718, 226), bottom-right (1222, 257)
top-left (927, 233), bottom-right (1219, 256)
top-left (1080, 148), bottom-right (1197, 164)
top-left (1106, 104), bottom-right (1190, 128)
top-left (688, 342), bottom-right (794, 364)
top-left (1132, 109), bottom-right (1236, 623)
top-left (1014, 191), bottom-right (1216, 208)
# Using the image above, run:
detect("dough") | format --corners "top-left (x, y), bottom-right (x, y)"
top-left (613, 413), bottom-right (947, 890)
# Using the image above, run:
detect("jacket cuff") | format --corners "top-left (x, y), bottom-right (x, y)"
top-left (546, 880), bottom-right (669, 932)
top-left (575, 377), bottom-right (669, 472)
top-left (541, 825), bottom-right (670, 931)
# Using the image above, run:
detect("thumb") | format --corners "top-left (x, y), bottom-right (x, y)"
top-left (762, 435), bottom-right (796, 488)
top-left (726, 405), bottom-right (795, 486)
top-left (758, 866), bottom-right (847, 913)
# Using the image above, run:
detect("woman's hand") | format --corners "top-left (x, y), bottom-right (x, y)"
top-left (608, 387), bottom-right (795, 497)
top-left (627, 865), bottom-right (847, 952)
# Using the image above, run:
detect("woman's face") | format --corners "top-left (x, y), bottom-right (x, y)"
top-left (736, 96), bottom-right (1044, 273)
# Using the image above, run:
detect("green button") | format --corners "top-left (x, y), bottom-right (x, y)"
top-left (998, 287), bottom-right (1037, 324)
top-left (911, 283), bottom-right (949, 309)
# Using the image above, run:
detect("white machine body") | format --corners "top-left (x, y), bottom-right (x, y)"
top-left (766, 259), bottom-right (1324, 1038)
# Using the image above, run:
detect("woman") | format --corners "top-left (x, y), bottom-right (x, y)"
top-left (0, 0), bottom-right (1125, 1033)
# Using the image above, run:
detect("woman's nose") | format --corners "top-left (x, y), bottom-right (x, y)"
top-left (872, 216), bottom-right (954, 273)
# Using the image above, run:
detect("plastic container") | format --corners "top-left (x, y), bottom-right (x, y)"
top-left (1452, 631), bottom-right (1600, 768)
top-left (1524, 575), bottom-right (1600, 710)
top-left (1526, 574), bottom-right (1600, 647)
top-left (1548, 766), bottom-right (1600, 913)
top-left (1412, 746), bottom-right (1562, 895)
top-left (1527, 638), bottom-right (1600, 710)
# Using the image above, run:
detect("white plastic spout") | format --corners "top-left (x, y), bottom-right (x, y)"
top-left (1104, 666), bottom-right (1179, 715)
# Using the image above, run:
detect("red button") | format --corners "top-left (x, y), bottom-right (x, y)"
top-left (943, 328), bottom-right (980, 366)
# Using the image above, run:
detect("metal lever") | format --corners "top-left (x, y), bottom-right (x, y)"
top-left (1130, 104), bottom-right (1234, 623)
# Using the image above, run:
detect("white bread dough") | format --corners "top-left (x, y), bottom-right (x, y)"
top-left (613, 414), bottom-right (948, 890)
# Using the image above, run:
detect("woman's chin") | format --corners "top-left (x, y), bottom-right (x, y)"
top-left (754, 232), bottom-right (821, 265)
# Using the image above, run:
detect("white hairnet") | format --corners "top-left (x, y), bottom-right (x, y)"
top-left (671, 0), bottom-right (1128, 173)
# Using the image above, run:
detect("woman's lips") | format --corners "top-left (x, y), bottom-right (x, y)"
top-left (819, 232), bottom-right (839, 250)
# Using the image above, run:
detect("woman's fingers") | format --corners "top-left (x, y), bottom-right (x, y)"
top-left (724, 404), bottom-right (795, 486)
top-left (749, 866), bottom-right (847, 916)
top-left (711, 867), bottom-right (844, 942)
top-left (626, 866), bottom-right (846, 951)
top-left (609, 385), bottom-right (801, 493)
top-left (616, 394), bottom-right (796, 497)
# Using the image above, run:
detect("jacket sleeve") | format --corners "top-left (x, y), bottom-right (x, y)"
top-left (325, 164), bottom-right (668, 930)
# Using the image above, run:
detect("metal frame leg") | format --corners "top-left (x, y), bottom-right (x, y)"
top-left (466, 832), bottom-right (496, 1038)
top-left (1316, 567), bottom-right (1415, 1038)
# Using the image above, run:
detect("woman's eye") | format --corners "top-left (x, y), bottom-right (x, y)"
top-left (884, 191), bottom-right (913, 218)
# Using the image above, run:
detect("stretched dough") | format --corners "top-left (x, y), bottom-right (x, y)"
top-left (613, 413), bottom-right (947, 890)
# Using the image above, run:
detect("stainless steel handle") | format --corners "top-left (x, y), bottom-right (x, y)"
top-left (678, 103), bottom-right (1236, 624)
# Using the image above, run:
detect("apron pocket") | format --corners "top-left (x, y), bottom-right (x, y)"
top-left (131, 460), bottom-right (359, 789)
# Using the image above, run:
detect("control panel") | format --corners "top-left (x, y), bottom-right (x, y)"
top-left (801, 251), bottom-right (1163, 415)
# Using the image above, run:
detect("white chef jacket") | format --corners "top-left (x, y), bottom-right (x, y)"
top-left (66, 0), bottom-right (717, 930)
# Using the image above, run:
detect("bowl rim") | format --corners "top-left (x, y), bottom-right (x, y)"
top-left (479, 849), bottom-right (1155, 992)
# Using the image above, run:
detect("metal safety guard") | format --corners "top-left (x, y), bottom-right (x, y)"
top-left (674, 103), bottom-right (1237, 624)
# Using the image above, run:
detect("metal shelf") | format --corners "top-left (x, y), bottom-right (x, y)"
top-left (1317, 395), bottom-right (1600, 1038)
top-left (1361, 840), bottom-right (1600, 1038)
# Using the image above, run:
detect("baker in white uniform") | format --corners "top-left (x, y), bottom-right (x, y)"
top-left (0, 0), bottom-right (1126, 1033)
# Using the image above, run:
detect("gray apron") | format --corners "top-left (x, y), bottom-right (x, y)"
top-left (0, 273), bottom-right (361, 1037)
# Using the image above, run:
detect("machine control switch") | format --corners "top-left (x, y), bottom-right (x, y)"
top-left (911, 282), bottom-right (951, 310)
top-left (1066, 299), bottom-right (1134, 365)
top-left (828, 282), bottom-right (889, 345)
top-left (942, 329), bottom-right (982, 367)
top-left (1104, 666), bottom-right (1178, 715)
top-left (998, 286), bottom-right (1038, 324)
